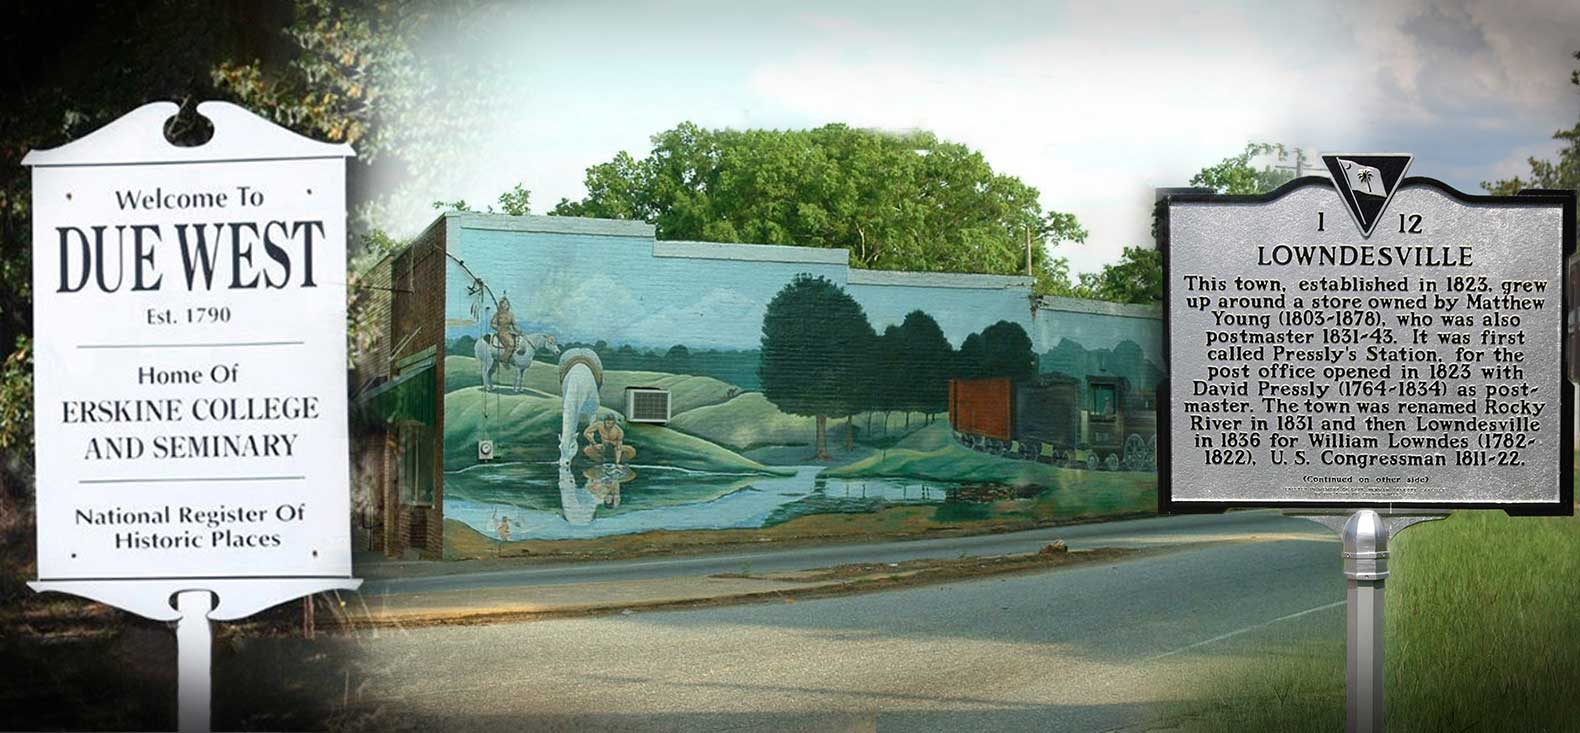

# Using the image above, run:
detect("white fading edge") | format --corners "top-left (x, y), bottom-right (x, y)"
top-left (21, 101), bottom-right (355, 167)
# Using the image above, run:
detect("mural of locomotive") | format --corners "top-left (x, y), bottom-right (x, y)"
top-left (948, 374), bottom-right (1158, 471)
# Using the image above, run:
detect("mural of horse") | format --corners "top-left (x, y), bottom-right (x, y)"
top-left (557, 347), bottom-right (605, 467)
top-left (476, 331), bottom-right (560, 392)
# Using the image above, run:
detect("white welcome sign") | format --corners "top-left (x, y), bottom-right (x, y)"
top-left (25, 101), bottom-right (361, 730)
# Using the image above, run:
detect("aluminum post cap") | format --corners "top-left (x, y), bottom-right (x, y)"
top-left (1342, 509), bottom-right (1389, 581)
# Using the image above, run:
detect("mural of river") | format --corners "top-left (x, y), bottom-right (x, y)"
top-left (445, 463), bottom-right (958, 540)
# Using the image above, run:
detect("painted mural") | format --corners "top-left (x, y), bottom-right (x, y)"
top-left (438, 219), bottom-right (1162, 550)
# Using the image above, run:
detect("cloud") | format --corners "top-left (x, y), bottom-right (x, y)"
top-left (513, 271), bottom-right (642, 344)
top-left (627, 288), bottom-right (766, 350)
top-left (1338, 0), bottom-right (1580, 127)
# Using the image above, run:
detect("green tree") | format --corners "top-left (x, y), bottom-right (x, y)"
top-left (1190, 142), bottom-right (1301, 195)
top-left (1076, 247), bottom-right (1164, 304)
top-left (215, 0), bottom-right (507, 249)
top-left (759, 274), bottom-right (877, 460)
top-left (554, 123), bottom-right (1088, 295)
top-left (1483, 51), bottom-right (1580, 196)
top-left (433, 183), bottom-right (533, 216)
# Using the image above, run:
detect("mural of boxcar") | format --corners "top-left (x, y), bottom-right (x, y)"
top-left (949, 374), bottom-right (1158, 471)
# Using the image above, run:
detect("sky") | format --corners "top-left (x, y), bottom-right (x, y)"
top-left (385, 0), bottom-right (1580, 275)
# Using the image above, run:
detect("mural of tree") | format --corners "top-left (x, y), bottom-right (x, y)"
top-left (665, 344), bottom-right (692, 373)
top-left (956, 321), bottom-right (1036, 383)
top-left (955, 332), bottom-right (985, 380)
top-left (894, 310), bottom-right (954, 422)
top-left (759, 274), bottom-right (876, 459)
top-left (868, 326), bottom-right (907, 434)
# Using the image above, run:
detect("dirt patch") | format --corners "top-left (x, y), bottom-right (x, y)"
top-left (363, 508), bottom-right (1155, 578)
top-left (345, 545), bottom-right (1151, 630)
top-left (716, 546), bottom-right (1138, 585)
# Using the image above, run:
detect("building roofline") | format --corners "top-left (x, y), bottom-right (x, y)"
top-left (443, 211), bottom-right (656, 238)
top-left (1036, 295), bottom-right (1161, 319)
top-left (654, 240), bottom-right (850, 265)
top-left (848, 269), bottom-right (1035, 290)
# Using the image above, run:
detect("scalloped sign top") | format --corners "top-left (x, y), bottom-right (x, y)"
top-left (21, 101), bottom-right (355, 167)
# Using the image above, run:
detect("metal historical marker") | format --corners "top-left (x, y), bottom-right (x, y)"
top-left (1161, 156), bottom-right (1576, 732)
top-left (25, 102), bottom-right (361, 732)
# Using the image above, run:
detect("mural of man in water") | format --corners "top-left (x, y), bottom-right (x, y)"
top-left (556, 464), bottom-right (636, 524)
top-left (583, 414), bottom-right (636, 465)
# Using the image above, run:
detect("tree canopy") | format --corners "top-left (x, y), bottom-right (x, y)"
top-left (553, 122), bottom-right (1088, 295)
top-left (1072, 247), bottom-right (1164, 305)
top-left (1483, 51), bottom-right (1580, 197)
top-left (1189, 142), bottom-right (1301, 195)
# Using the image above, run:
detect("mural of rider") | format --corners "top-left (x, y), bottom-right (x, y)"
top-left (491, 294), bottom-right (519, 355)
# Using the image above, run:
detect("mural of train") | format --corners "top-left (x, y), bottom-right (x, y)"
top-left (948, 374), bottom-right (1158, 471)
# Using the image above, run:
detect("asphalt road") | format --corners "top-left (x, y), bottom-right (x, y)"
top-left (354, 512), bottom-right (1346, 732)
top-left (361, 510), bottom-right (1321, 596)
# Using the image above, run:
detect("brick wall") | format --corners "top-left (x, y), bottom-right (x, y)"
top-left (385, 218), bottom-right (447, 558)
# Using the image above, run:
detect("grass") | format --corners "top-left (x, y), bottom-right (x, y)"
top-left (1166, 508), bottom-right (1580, 731)
top-left (826, 426), bottom-right (1154, 488)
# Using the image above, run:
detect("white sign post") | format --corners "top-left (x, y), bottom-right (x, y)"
top-left (25, 102), bottom-right (361, 732)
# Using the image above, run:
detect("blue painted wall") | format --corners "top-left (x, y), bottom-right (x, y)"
top-left (430, 213), bottom-right (1162, 551)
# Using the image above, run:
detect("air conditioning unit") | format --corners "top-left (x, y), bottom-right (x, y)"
top-left (477, 439), bottom-right (496, 462)
top-left (625, 387), bottom-right (671, 424)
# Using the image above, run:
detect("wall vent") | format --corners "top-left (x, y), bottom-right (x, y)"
top-left (625, 387), bottom-right (671, 424)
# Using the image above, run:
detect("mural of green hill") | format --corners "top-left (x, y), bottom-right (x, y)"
top-left (443, 356), bottom-right (738, 415)
top-left (890, 420), bottom-right (955, 451)
top-left (667, 392), bottom-right (817, 450)
top-left (443, 386), bottom-right (790, 475)
top-left (826, 435), bottom-right (1154, 493)
top-left (668, 391), bottom-right (937, 452)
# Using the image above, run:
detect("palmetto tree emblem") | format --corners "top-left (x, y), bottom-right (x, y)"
top-left (1324, 153), bottom-right (1413, 237)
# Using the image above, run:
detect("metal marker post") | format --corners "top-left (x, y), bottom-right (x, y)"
top-left (175, 590), bottom-right (215, 732)
top-left (1291, 510), bottom-right (1447, 733)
